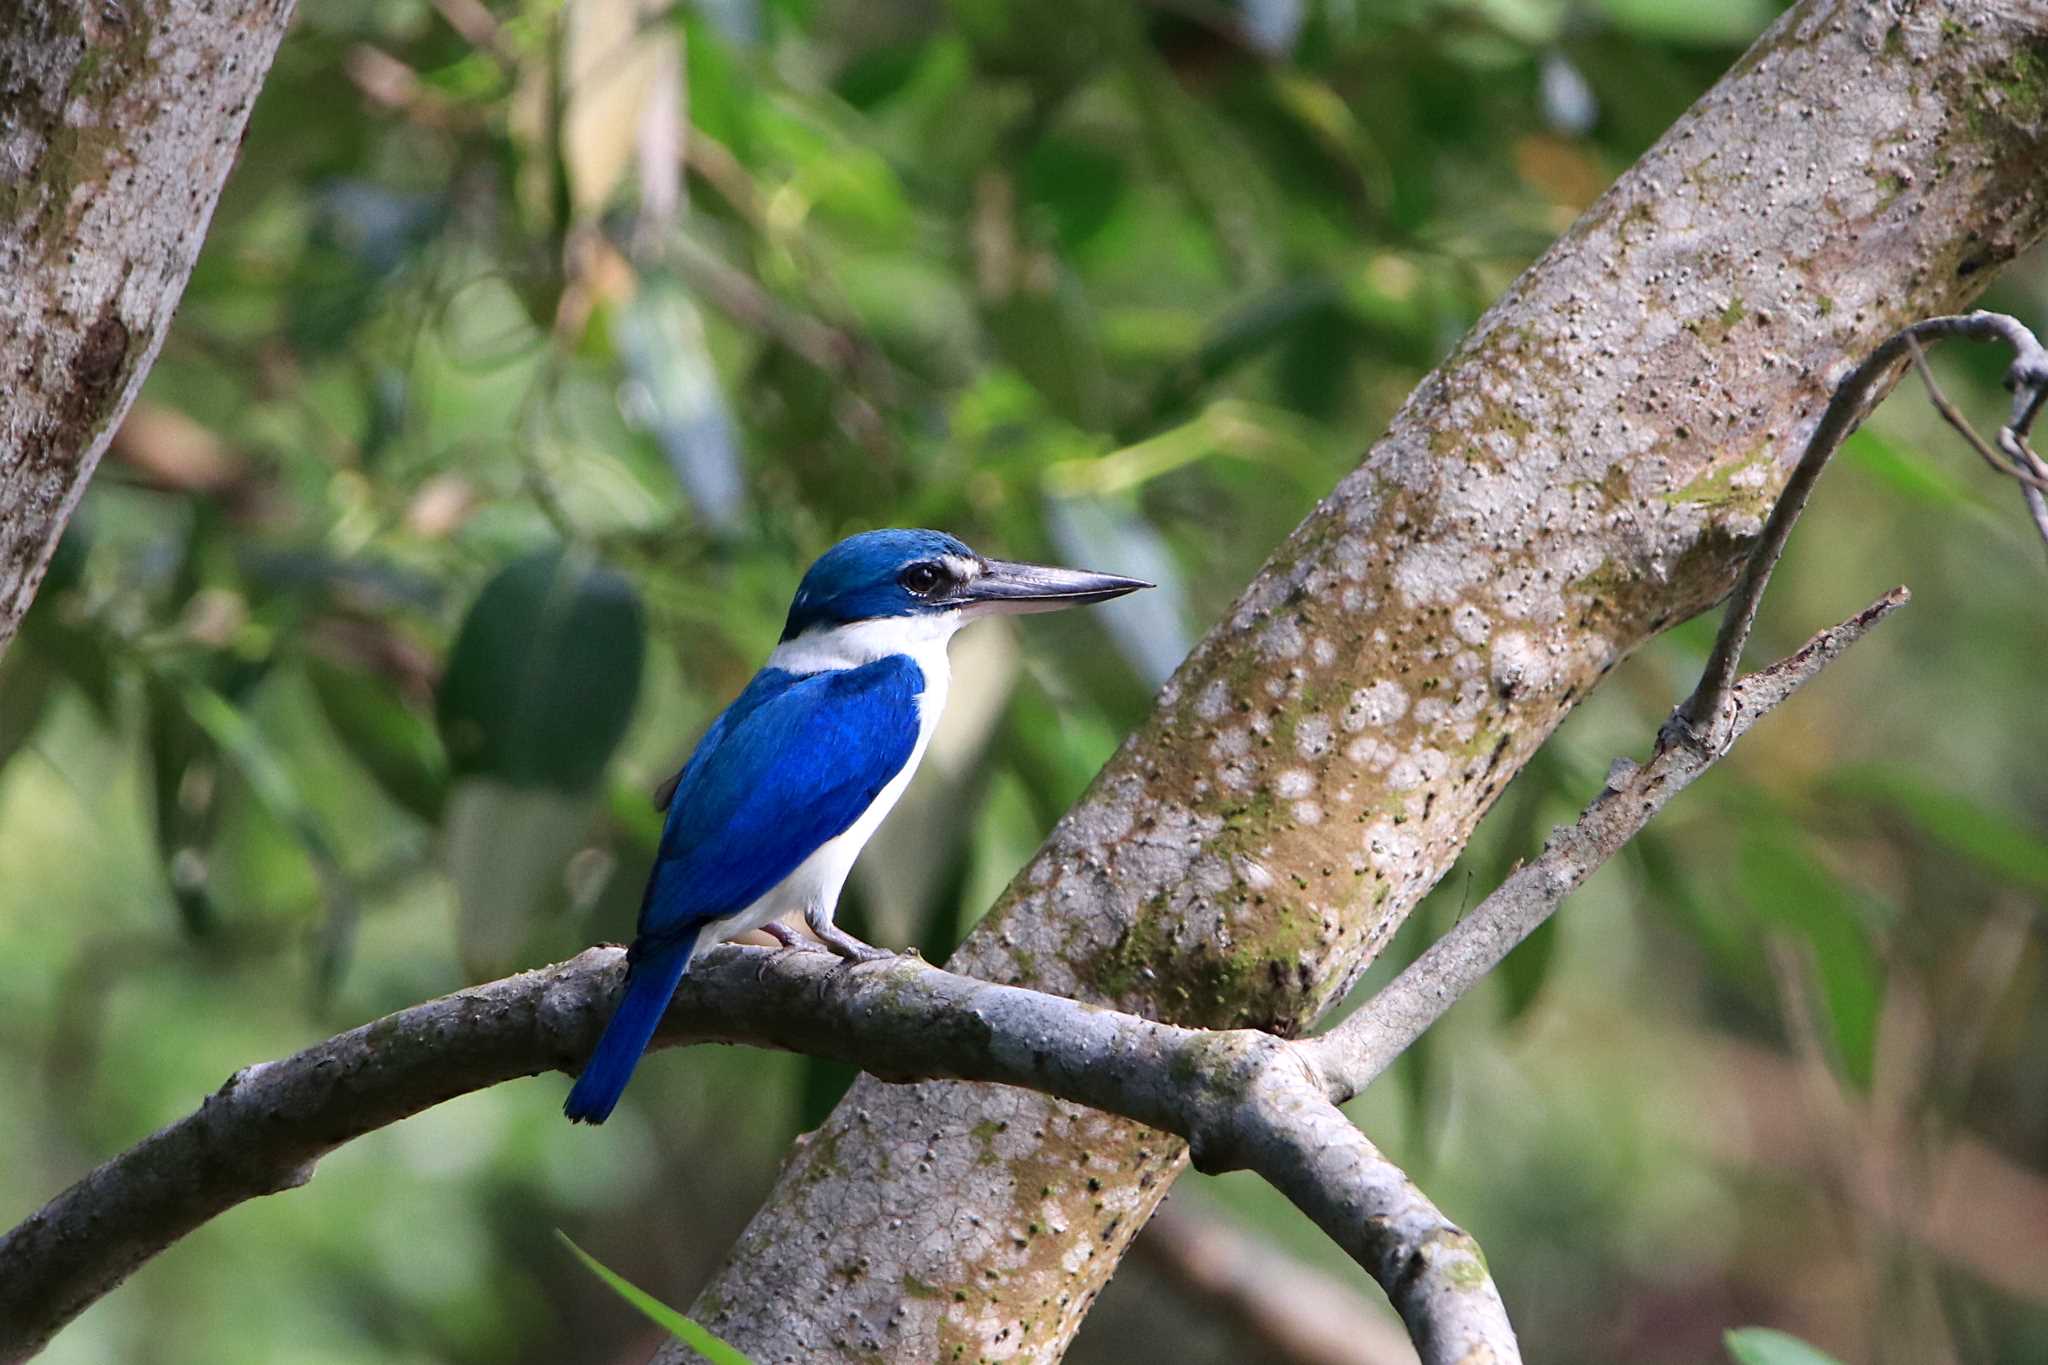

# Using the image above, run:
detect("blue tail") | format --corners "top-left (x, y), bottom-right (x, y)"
top-left (564, 940), bottom-right (694, 1124)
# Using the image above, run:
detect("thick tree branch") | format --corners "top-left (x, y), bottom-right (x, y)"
top-left (1, 570), bottom-right (1898, 1364)
top-left (0, 0), bottom-right (298, 655)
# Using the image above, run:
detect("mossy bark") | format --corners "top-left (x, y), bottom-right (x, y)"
top-left (0, 0), bottom-right (295, 653)
top-left (676, 3), bottom-right (2048, 1361)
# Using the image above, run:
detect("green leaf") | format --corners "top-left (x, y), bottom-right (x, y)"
top-left (1497, 911), bottom-right (1560, 1025)
top-left (1736, 833), bottom-right (1885, 1091)
top-left (1597, 0), bottom-right (1777, 47)
top-left (0, 636), bottom-right (56, 776)
top-left (174, 676), bottom-right (360, 991)
top-left (438, 550), bottom-right (646, 791)
top-left (1725, 1326), bottom-right (1848, 1365)
top-left (1830, 764), bottom-right (2048, 893)
top-left (555, 1232), bottom-right (756, 1365)
top-left (306, 657), bottom-right (448, 823)
top-left (983, 260), bottom-right (1110, 431)
top-left (147, 674), bottom-right (223, 938)
top-left (1022, 134), bottom-right (1128, 254)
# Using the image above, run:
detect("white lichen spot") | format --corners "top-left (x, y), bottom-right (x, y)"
top-left (1259, 615), bottom-right (1306, 661)
top-left (1393, 541), bottom-right (1485, 607)
top-left (1194, 678), bottom-right (1232, 722)
top-left (1343, 736), bottom-right (1396, 769)
top-left (1364, 819), bottom-right (1421, 868)
top-left (1343, 680), bottom-right (1410, 731)
top-left (1238, 858), bottom-right (1276, 892)
top-left (1453, 603), bottom-right (1492, 645)
top-left (1389, 744), bottom-right (1449, 792)
top-left (1275, 767), bottom-right (1315, 798)
top-left (1295, 714), bottom-right (1334, 759)
top-left (1335, 534), bottom-right (1371, 580)
top-left (1453, 677), bottom-right (1491, 722)
top-left (1341, 586), bottom-right (1364, 613)
top-left (1311, 636), bottom-right (1337, 668)
top-left (1412, 697), bottom-right (1448, 729)
top-left (1491, 630), bottom-right (1553, 696)
top-left (1292, 800), bottom-right (1324, 825)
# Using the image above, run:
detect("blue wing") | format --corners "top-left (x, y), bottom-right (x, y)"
top-left (636, 655), bottom-right (924, 946)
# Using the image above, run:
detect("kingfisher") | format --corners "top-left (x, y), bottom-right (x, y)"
top-left (564, 529), bottom-right (1149, 1123)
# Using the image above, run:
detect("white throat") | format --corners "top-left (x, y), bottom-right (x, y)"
top-left (767, 613), bottom-right (962, 719)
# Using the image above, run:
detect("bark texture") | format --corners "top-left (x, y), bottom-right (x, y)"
top-left (679, 4), bottom-right (2048, 1360)
top-left (0, 0), bottom-right (295, 653)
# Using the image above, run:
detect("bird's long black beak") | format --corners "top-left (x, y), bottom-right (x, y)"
top-left (954, 559), bottom-right (1152, 615)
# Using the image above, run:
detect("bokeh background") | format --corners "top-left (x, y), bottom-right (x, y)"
top-left (3, 2), bottom-right (2045, 1362)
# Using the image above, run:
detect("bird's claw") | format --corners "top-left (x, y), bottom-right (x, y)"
top-left (807, 919), bottom-right (897, 966)
top-left (754, 921), bottom-right (833, 981)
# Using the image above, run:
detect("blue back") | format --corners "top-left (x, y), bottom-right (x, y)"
top-left (635, 654), bottom-right (925, 949)
top-left (781, 529), bottom-right (974, 640)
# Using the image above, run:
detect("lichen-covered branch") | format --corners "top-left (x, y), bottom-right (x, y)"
top-left (0, 561), bottom-right (1901, 1364)
top-left (0, 0), bottom-right (296, 654)
top-left (680, 6), bottom-right (2048, 1359)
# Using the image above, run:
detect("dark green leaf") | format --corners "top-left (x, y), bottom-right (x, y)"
top-left (1736, 833), bottom-right (1884, 1091)
top-left (147, 675), bottom-right (222, 938)
top-left (0, 638), bottom-right (56, 776)
top-left (438, 551), bottom-right (646, 791)
top-left (1830, 764), bottom-right (2048, 893)
top-left (983, 262), bottom-right (1110, 431)
top-left (306, 657), bottom-right (449, 822)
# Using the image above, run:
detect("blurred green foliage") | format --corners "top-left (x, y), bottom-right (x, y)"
top-left (3, 1), bottom-right (2046, 1363)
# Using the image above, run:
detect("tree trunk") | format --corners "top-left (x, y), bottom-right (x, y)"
top-left (0, 0), bottom-right (296, 655)
top-left (677, 4), bottom-right (2048, 1360)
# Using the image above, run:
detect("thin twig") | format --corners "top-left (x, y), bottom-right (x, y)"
top-left (1904, 337), bottom-right (2048, 493)
top-left (1680, 311), bottom-right (2048, 744)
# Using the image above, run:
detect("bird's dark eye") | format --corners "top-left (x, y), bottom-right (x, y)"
top-left (900, 563), bottom-right (944, 596)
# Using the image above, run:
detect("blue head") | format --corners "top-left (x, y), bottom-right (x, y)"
top-left (780, 529), bottom-right (1148, 641)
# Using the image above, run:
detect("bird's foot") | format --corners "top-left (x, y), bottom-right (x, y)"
top-left (810, 921), bottom-right (896, 965)
top-left (755, 921), bottom-right (831, 981)
top-left (760, 921), bottom-right (813, 950)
